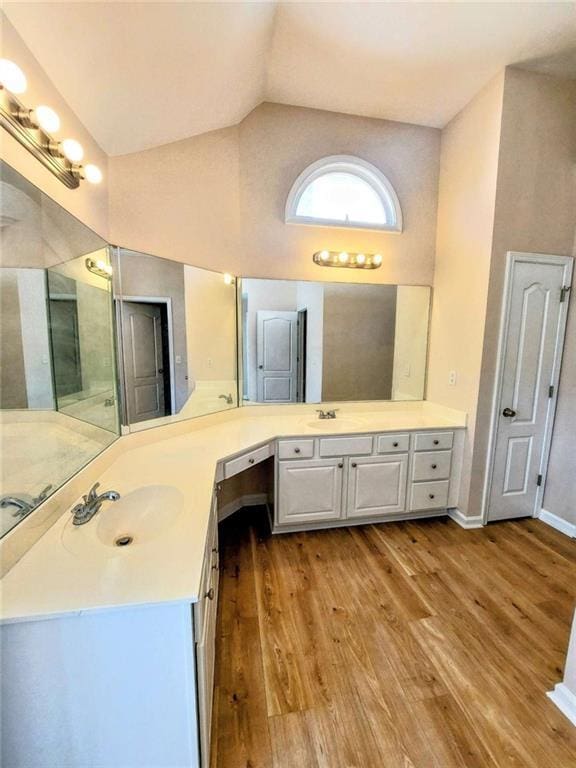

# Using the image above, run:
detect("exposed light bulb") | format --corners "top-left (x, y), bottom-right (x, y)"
top-left (34, 105), bottom-right (60, 133)
top-left (356, 253), bottom-right (366, 265)
top-left (0, 59), bottom-right (27, 94)
top-left (61, 138), bottom-right (84, 163)
top-left (319, 250), bottom-right (330, 262)
top-left (338, 252), bottom-right (349, 263)
top-left (224, 273), bottom-right (234, 285)
top-left (84, 164), bottom-right (103, 184)
top-left (373, 254), bottom-right (382, 266)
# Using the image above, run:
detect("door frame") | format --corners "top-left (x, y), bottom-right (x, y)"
top-left (119, 295), bottom-right (177, 420)
top-left (481, 251), bottom-right (573, 524)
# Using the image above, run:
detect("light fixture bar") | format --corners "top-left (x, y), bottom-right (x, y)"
top-left (0, 86), bottom-right (80, 189)
top-left (85, 257), bottom-right (113, 279)
top-left (312, 250), bottom-right (382, 269)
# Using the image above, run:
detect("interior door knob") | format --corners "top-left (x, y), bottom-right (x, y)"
top-left (502, 407), bottom-right (517, 417)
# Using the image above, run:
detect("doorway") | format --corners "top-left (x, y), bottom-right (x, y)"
top-left (120, 299), bottom-right (173, 424)
top-left (484, 252), bottom-right (573, 522)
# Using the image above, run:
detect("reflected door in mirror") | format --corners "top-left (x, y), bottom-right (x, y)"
top-left (257, 311), bottom-right (299, 403)
top-left (121, 301), bottom-right (169, 423)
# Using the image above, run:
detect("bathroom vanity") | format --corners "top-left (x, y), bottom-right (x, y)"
top-left (0, 404), bottom-right (466, 768)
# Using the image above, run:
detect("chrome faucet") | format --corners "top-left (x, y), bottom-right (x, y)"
top-left (71, 482), bottom-right (120, 526)
top-left (219, 393), bottom-right (233, 404)
top-left (316, 408), bottom-right (339, 420)
top-left (1, 484), bottom-right (53, 518)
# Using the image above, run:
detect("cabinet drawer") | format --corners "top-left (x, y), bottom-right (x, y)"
top-left (376, 433), bottom-right (410, 453)
top-left (319, 435), bottom-right (373, 457)
top-left (194, 509), bottom-right (219, 637)
top-left (223, 443), bottom-right (272, 478)
top-left (409, 480), bottom-right (450, 511)
top-left (412, 450), bottom-right (452, 481)
top-left (278, 438), bottom-right (315, 460)
top-left (414, 431), bottom-right (454, 451)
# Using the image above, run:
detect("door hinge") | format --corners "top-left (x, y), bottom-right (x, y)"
top-left (560, 285), bottom-right (571, 303)
top-left (537, 474), bottom-right (543, 487)
top-left (548, 384), bottom-right (554, 398)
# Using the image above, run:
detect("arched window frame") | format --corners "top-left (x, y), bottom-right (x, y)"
top-left (284, 155), bottom-right (403, 233)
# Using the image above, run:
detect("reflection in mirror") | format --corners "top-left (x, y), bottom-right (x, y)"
top-left (240, 279), bottom-right (430, 404)
top-left (0, 162), bottom-right (119, 538)
top-left (115, 249), bottom-right (238, 431)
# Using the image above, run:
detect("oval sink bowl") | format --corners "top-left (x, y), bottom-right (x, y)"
top-left (62, 484), bottom-right (183, 558)
top-left (305, 418), bottom-right (366, 431)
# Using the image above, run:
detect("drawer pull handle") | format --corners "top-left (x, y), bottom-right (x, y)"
top-left (431, 464), bottom-right (437, 469)
top-left (338, 463), bottom-right (344, 469)
top-left (206, 587), bottom-right (215, 601)
top-left (393, 442), bottom-right (399, 447)
top-left (212, 563), bottom-right (218, 570)
top-left (248, 458), bottom-right (255, 464)
top-left (351, 462), bottom-right (357, 468)
top-left (212, 547), bottom-right (218, 554)
top-left (433, 439), bottom-right (439, 445)
top-left (294, 447), bottom-right (301, 454)
top-left (429, 494), bottom-right (435, 500)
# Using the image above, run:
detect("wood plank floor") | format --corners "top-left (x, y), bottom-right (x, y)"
top-left (210, 509), bottom-right (576, 768)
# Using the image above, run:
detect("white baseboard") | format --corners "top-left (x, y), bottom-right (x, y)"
top-left (548, 683), bottom-right (576, 727)
top-left (447, 507), bottom-right (484, 529)
top-left (539, 509), bottom-right (576, 539)
top-left (218, 493), bottom-right (269, 522)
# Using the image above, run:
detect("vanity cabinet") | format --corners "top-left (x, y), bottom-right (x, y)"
top-left (277, 458), bottom-right (344, 525)
top-left (347, 454), bottom-right (408, 518)
top-left (274, 429), bottom-right (461, 532)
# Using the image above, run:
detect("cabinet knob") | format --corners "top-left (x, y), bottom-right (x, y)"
top-left (393, 442), bottom-right (399, 447)
top-left (431, 464), bottom-right (437, 469)
top-left (205, 587), bottom-right (215, 600)
top-left (248, 458), bottom-right (255, 464)
top-left (429, 494), bottom-right (435, 500)
top-left (433, 439), bottom-right (439, 445)
top-left (294, 447), bottom-right (301, 454)
top-left (212, 547), bottom-right (218, 554)
top-left (351, 462), bottom-right (357, 468)
top-left (338, 462), bottom-right (343, 468)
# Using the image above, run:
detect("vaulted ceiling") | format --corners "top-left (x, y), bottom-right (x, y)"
top-left (4, 2), bottom-right (576, 156)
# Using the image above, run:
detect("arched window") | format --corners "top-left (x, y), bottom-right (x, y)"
top-left (285, 155), bottom-right (402, 232)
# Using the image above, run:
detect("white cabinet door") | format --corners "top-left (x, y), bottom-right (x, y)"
top-left (347, 454), bottom-right (408, 518)
top-left (277, 459), bottom-right (344, 525)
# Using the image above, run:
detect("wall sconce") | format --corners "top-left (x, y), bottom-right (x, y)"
top-left (0, 59), bottom-right (103, 189)
top-left (313, 250), bottom-right (382, 269)
top-left (86, 257), bottom-right (113, 279)
top-left (223, 273), bottom-right (235, 285)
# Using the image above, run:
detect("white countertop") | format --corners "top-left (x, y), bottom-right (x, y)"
top-left (0, 401), bottom-right (466, 624)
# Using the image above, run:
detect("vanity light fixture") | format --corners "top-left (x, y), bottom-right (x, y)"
top-left (85, 257), bottom-right (113, 279)
top-left (0, 58), bottom-right (103, 189)
top-left (312, 250), bottom-right (382, 270)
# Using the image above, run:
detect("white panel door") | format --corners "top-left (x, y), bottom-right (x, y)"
top-left (256, 310), bottom-right (298, 403)
top-left (347, 454), bottom-right (408, 518)
top-left (487, 253), bottom-right (572, 521)
top-left (277, 459), bottom-right (344, 525)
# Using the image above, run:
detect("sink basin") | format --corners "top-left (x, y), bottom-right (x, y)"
top-left (305, 418), bottom-right (366, 431)
top-left (62, 484), bottom-right (183, 558)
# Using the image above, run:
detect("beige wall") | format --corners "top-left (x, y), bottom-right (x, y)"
top-left (238, 103), bottom-right (440, 284)
top-left (426, 73), bottom-right (505, 515)
top-left (0, 15), bottom-right (109, 239)
top-left (109, 102), bottom-right (440, 285)
top-left (469, 68), bottom-right (576, 522)
top-left (109, 126), bottom-right (241, 274)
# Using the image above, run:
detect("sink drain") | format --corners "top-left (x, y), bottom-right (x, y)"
top-left (115, 535), bottom-right (133, 547)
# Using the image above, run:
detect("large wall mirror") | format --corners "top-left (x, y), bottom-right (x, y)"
top-left (240, 278), bottom-right (430, 404)
top-left (114, 248), bottom-right (238, 431)
top-left (0, 162), bottom-right (119, 537)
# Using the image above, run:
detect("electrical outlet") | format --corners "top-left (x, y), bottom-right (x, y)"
top-left (207, 358), bottom-right (213, 368)
top-left (175, 355), bottom-right (182, 364)
top-left (448, 370), bottom-right (457, 386)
